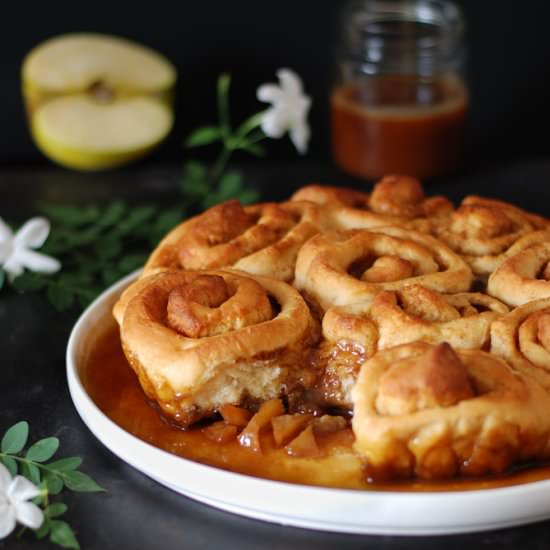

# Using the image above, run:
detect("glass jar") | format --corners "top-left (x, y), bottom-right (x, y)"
top-left (331, 0), bottom-right (467, 181)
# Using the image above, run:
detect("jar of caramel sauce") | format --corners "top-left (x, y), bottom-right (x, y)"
top-left (331, 0), bottom-right (467, 181)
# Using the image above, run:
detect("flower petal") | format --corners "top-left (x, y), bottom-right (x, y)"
top-left (276, 68), bottom-right (303, 95)
top-left (13, 501), bottom-right (43, 530)
top-left (0, 218), bottom-right (13, 242)
top-left (290, 120), bottom-right (311, 155)
top-left (14, 249), bottom-right (61, 274)
top-left (2, 256), bottom-right (23, 279)
top-left (260, 108), bottom-right (287, 138)
top-left (7, 476), bottom-right (40, 502)
top-left (13, 217), bottom-right (51, 249)
top-left (0, 500), bottom-right (16, 539)
top-left (0, 464), bottom-right (12, 492)
top-left (256, 84), bottom-right (284, 104)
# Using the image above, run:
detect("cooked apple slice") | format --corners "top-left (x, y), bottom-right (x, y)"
top-left (22, 33), bottom-right (176, 170)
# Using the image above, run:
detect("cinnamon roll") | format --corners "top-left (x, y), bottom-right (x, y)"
top-left (113, 270), bottom-right (319, 426)
top-left (292, 175), bottom-right (453, 233)
top-left (294, 226), bottom-right (472, 311)
top-left (351, 342), bottom-right (550, 480)
top-left (323, 285), bottom-right (508, 352)
top-left (317, 286), bottom-right (507, 409)
top-left (436, 196), bottom-right (550, 276)
top-left (144, 199), bottom-right (324, 281)
top-left (487, 240), bottom-right (550, 306)
top-left (491, 297), bottom-right (550, 390)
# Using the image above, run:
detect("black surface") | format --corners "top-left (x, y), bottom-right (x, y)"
top-left (2, 160), bottom-right (550, 550)
top-left (4, 1), bottom-right (550, 165)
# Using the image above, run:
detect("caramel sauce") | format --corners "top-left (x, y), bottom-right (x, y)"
top-left (331, 75), bottom-right (468, 180)
top-left (81, 324), bottom-right (550, 492)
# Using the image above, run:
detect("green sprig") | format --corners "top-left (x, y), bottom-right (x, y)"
top-left (1, 421), bottom-right (105, 549)
top-left (182, 73), bottom-right (264, 209)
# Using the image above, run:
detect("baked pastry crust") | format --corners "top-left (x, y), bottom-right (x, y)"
top-left (114, 269), bottom-right (319, 426)
top-left (144, 199), bottom-right (324, 281)
top-left (491, 297), bottom-right (550, 390)
top-left (352, 342), bottom-right (550, 480)
top-left (487, 240), bottom-right (550, 306)
top-left (323, 285), bottom-right (508, 352)
top-left (294, 226), bottom-right (472, 310)
top-left (292, 176), bottom-right (452, 233)
top-left (436, 197), bottom-right (550, 276)
top-left (318, 286), bottom-right (507, 408)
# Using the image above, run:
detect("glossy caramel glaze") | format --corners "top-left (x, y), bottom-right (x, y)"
top-left (81, 325), bottom-right (550, 492)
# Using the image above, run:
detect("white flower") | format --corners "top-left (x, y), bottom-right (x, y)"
top-left (0, 217), bottom-right (61, 279)
top-left (0, 463), bottom-right (44, 539)
top-left (257, 68), bottom-right (312, 155)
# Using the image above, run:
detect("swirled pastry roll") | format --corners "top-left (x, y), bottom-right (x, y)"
top-left (113, 270), bottom-right (319, 426)
top-left (291, 175), bottom-right (453, 233)
top-left (487, 240), bottom-right (550, 306)
top-left (294, 226), bottom-right (472, 310)
top-left (323, 285), bottom-right (508, 352)
top-left (317, 286), bottom-right (507, 408)
top-left (351, 342), bottom-right (550, 480)
top-left (463, 195), bottom-right (550, 231)
top-left (436, 196), bottom-right (550, 276)
top-left (143, 199), bottom-right (324, 281)
top-left (491, 298), bottom-right (550, 390)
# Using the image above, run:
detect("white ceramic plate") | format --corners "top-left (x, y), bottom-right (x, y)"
top-left (66, 273), bottom-right (550, 536)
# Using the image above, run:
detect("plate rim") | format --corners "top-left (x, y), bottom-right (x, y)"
top-left (66, 271), bottom-right (550, 536)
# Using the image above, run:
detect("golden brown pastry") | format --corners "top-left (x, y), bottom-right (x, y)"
top-left (294, 226), bottom-right (472, 311)
top-left (463, 195), bottom-right (550, 230)
top-left (351, 342), bottom-right (550, 480)
top-left (317, 286), bottom-right (507, 409)
top-left (436, 196), bottom-right (550, 276)
top-left (323, 285), bottom-right (508, 352)
top-left (113, 269), bottom-right (319, 426)
top-left (487, 240), bottom-right (550, 306)
top-left (291, 175), bottom-right (453, 233)
top-left (143, 199), bottom-right (324, 281)
top-left (491, 297), bottom-right (550, 390)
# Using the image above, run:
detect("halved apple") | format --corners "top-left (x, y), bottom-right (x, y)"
top-left (22, 33), bottom-right (177, 170)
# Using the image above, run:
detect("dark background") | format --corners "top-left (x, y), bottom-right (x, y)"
top-left (3, 0), bottom-right (550, 169)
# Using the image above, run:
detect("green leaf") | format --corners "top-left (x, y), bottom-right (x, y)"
top-left (236, 188), bottom-right (260, 205)
top-left (26, 437), bottom-right (59, 462)
top-left (0, 268), bottom-right (5, 290)
top-left (181, 176), bottom-right (210, 198)
top-left (182, 160), bottom-right (206, 182)
top-left (0, 456), bottom-right (17, 476)
top-left (11, 272), bottom-right (48, 291)
top-left (63, 470), bottom-right (105, 492)
top-left (21, 461), bottom-right (41, 485)
top-left (40, 205), bottom-right (100, 228)
top-left (95, 237), bottom-right (122, 260)
top-left (47, 457), bottom-right (82, 472)
top-left (99, 201), bottom-right (126, 227)
top-left (49, 520), bottom-right (80, 550)
top-left (1, 421), bottom-right (29, 453)
top-left (46, 503), bottom-right (68, 518)
top-left (47, 284), bottom-right (75, 311)
top-left (217, 171), bottom-right (243, 199)
top-left (44, 472), bottom-right (64, 495)
top-left (35, 518), bottom-right (51, 539)
top-left (115, 206), bottom-right (156, 235)
top-left (185, 126), bottom-right (223, 148)
top-left (239, 142), bottom-right (266, 157)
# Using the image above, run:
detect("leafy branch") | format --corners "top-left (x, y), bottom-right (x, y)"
top-left (181, 73), bottom-right (263, 210)
top-left (1, 421), bottom-right (104, 549)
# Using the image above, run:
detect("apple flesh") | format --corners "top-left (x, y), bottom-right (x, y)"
top-left (22, 33), bottom-right (177, 170)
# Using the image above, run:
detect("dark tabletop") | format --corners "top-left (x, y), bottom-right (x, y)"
top-left (2, 159), bottom-right (550, 550)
